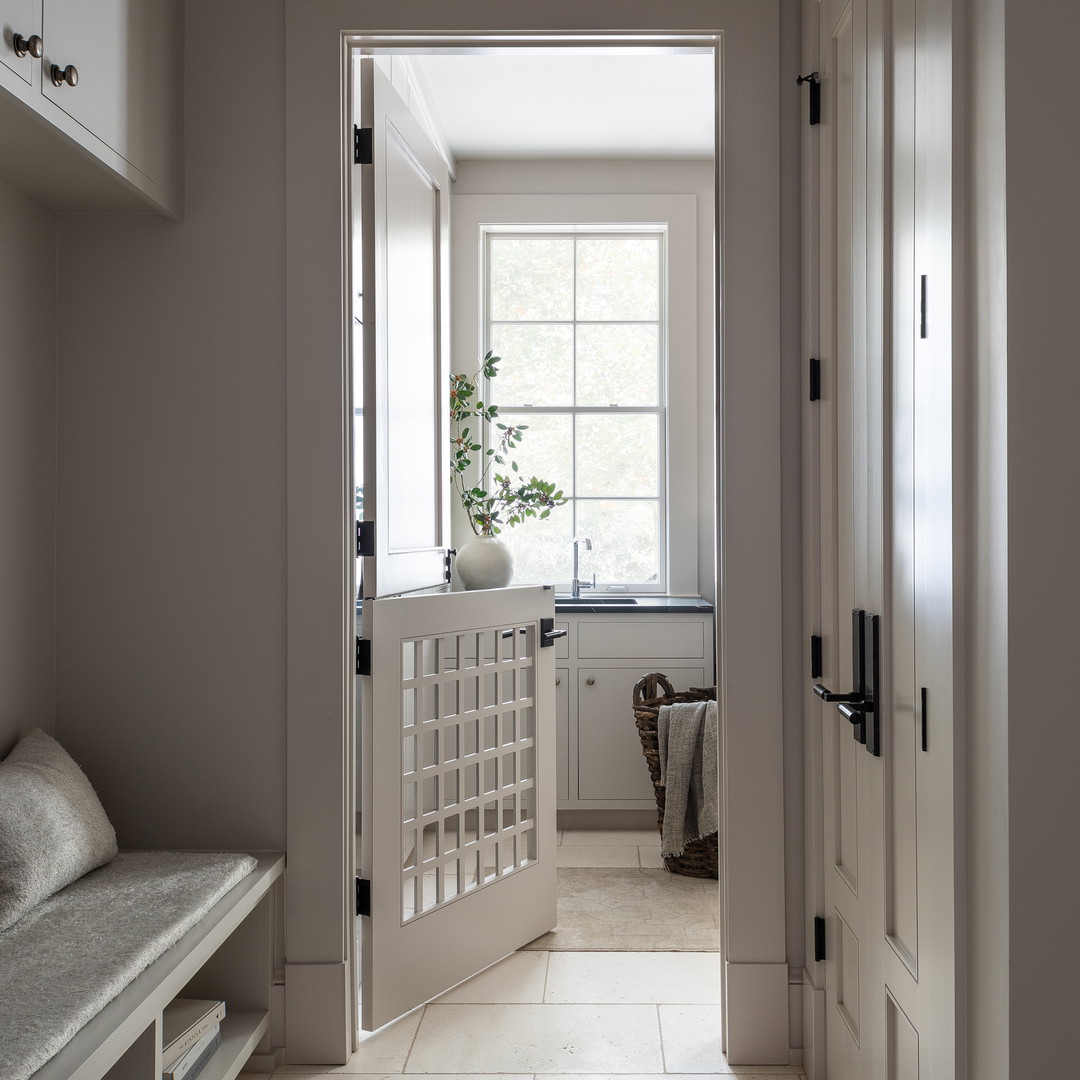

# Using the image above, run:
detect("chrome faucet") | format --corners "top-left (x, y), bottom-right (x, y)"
top-left (571, 537), bottom-right (595, 598)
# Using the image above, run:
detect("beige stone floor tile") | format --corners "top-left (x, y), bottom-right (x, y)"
top-left (544, 952), bottom-right (720, 1004)
top-left (556, 845), bottom-right (641, 867)
top-left (560, 829), bottom-right (659, 847)
top-left (659, 1003), bottom-right (726, 1073)
top-left (406, 1003), bottom-right (664, 1073)
top-left (434, 950), bottom-right (549, 1003)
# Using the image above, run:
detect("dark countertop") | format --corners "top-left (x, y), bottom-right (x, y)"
top-left (553, 595), bottom-right (713, 615)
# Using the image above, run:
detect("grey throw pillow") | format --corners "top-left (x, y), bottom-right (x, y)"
top-left (0, 728), bottom-right (118, 932)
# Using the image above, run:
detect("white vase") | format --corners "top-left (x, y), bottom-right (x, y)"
top-left (456, 535), bottom-right (514, 590)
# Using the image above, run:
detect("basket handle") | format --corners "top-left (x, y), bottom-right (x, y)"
top-left (633, 672), bottom-right (676, 705)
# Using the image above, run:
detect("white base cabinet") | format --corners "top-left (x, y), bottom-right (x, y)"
top-left (554, 611), bottom-right (714, 811)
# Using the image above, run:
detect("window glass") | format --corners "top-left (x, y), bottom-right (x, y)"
top-left (481, 230), bottom-right (665, 590)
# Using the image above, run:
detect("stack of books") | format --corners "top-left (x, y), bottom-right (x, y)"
top-left (161, 998), bottom-right (226, 1080)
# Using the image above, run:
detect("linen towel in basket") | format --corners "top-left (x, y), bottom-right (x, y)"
top-left (658, 700), bottom-right (718, 858)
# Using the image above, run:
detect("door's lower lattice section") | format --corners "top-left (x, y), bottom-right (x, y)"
top-left (400, 623), bottom-right (538, 922)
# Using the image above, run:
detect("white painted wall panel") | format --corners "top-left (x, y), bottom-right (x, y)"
top-left (0, 179), bottom-right (57, 754)
top-left (53, 0), bottom-right (287, 851)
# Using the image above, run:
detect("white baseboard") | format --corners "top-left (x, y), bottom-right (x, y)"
top-left (284, 961), bottom-right (351, 1065)
top-left (725, 961), bottom-right (790, 1064)
top-left (800, 968), bottom-right (826, 1080)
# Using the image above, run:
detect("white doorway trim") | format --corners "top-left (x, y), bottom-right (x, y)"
top-left (283, 0), bottom-right (789, 1065)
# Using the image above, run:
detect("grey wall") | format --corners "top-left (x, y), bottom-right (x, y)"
top-left (1001, 0), bottom-right (1080, 1070)
top-left (53, 0), bottom-right (287, 850)
top-left (0, 179), bottom-right (57, 756)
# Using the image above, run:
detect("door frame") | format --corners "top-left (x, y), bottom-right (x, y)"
top-left (283, 0), bottom-right (790, 1066)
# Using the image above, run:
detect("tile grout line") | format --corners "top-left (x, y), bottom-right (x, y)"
top-left (399, 1002), bottom-right (427, 1074)
top-left (540, 948), bottom-right (552, 1003)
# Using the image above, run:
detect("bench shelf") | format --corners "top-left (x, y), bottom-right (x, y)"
top-left (31, 853), bottom-right (284, 1080)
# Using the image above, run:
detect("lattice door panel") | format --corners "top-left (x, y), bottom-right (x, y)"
top-left (399, 623), bottom-right (538, 923)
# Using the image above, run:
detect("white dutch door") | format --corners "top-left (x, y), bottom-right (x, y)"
top-left (353, 55), bottom-right (557, 1033)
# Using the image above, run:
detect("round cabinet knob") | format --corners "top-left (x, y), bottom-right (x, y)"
top-left (555, 677), bottom-right (561, 686)
top-left (13, 33), bottom-right (44, 59)
top-left (50, 63), bottom-right (78, 87)
top-left (585, 677), bottom-right (595, 686)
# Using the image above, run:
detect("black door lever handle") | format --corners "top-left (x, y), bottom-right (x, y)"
top-left (813, 683), bottom-right (863, 703)
top-left (837, 700), bottom-right (874, 723)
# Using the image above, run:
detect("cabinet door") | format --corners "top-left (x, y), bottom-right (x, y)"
top-left (41, 0), bottom-right (178, 194)
top-left (1, 0), bottom-right (37, 83)
top-left (577, 666), bottom-right (705, 803)
top-left (556, 668), bottom-right (570, 802)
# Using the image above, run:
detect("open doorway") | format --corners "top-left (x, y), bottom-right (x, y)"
top-left (284, 6), bottom-right (792, 1069)
top-left (351, 35), bottom-right (720, 1039)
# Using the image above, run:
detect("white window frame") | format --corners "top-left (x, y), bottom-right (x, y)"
top-left (481, 225), bottom-right (669, 593)
top-left (451, 192), bottom-right (700, 597)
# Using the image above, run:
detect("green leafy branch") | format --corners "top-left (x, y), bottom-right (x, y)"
top-left (450, 351), bottom-right (567, 536)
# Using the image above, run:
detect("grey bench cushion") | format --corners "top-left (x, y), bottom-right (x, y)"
top-left (0, 850), bottom-right (256, 1080)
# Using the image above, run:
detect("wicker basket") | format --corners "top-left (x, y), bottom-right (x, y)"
top-left (632, 672), bottom-right (719, 879)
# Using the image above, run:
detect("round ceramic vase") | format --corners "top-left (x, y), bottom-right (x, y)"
top-left (456, 535), bottom-right (514, 590)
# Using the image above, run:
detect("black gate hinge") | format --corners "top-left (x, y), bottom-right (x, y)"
top-left (814, 915), bottom-right (826, 961)
top-left (356, 877), bottom-right (371, 917)
top-left (354, 125), bottom-right (373, 165)
top-left (810, 634), bottom-right (823, 679)
top-left (797, 72), bottom-right (820, 125)
top-left (444, 548), bottom-right (456, 583)
top-left (356, 637), bottom-right (371, 676)
top-left (809, 357), bottom-right (821, 402)
top-left (357, 520), bottom-right (375, 558)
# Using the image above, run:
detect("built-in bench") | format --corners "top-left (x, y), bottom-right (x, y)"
top-left (1, 850), bottom-right (283, 1080)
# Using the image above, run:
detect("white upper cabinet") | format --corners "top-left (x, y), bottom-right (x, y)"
top-left (0, 0), bottom-right (180, 217)
top-left (1, 0), bottom-right (37, 83)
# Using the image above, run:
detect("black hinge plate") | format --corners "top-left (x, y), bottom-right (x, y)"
top-left (797, 72), bottom-right (820, 125)
top-left (809, 357), bottom-right (821, 402)
top-left (814, 915), bottom-right (826, 961)
top-left (356, 637), bottom-right (371, 676)
top-left (810, 634), bottom-right (823, 679)
top-left (354, 125), bottom-right (373, 165)
top-left (357, 520), bottom-right (375, 558)
top-left (444, 548), bottom-right (456, 583)
top-left (356, 877), bottom-right (371, 917)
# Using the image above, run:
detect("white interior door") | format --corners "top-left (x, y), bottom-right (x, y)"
top-left (811, 1), bottom-right (957, 1077)
top-left (353, 53), bottom-right (557, 1034)
top-left (814, 2), bottom-right (885, 1075)
top-left (361, 586), bottom-right (557, 1031)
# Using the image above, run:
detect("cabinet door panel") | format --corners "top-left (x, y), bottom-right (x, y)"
top-left (1, 0), bottom-right (37, 83)
top-left (41, 0), bottom-right (178, 194)
top-left (577, 666), bottom-right (705, 802)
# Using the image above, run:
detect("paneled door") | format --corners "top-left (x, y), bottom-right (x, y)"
top-left (352, 55), bottom-right (557, 1034)
top-left (810, 0), bottom-right (958, 1076)
top-left (813, 2), bottom-right (886, 1074)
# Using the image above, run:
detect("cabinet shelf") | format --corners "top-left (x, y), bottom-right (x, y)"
top-left (192, 1011), bottom-right (270, 1080)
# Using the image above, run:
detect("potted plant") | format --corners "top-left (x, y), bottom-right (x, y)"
top-left (450, 351), bottom-right (566, 589)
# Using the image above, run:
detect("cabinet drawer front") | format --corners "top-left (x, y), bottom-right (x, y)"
top-left (577, 619), bottom-right (705, 659)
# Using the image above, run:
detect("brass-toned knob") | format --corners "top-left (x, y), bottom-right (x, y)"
top-left (585, 677), bottom-right (595, 686)
top-left (50, 63), bottom-right (78, 87)
top-left (13, 33), bottom-right (44, 58)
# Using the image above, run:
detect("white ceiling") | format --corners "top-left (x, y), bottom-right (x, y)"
top-left (409, 51), bottom-right (716, 160)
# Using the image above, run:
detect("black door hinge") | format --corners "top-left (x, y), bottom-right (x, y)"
top-left (810, 634), bottom-right (823, 679)
top-left (356, 637), bottom-right (371, 676)
top-left (797, 72), bottom-right (820, 125)
top-left (814, 915), bottom-right (826, 961)
top-left (809, 357), bottom-right (821, 402)
top-left (444, 548), bottom-right (456, 583)
top-left (356, 877), bottom-right (371, 917)
top-left (354, 125), bottom-right (373, 165)
top-left (357, 520), bottom-right (375, 558)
